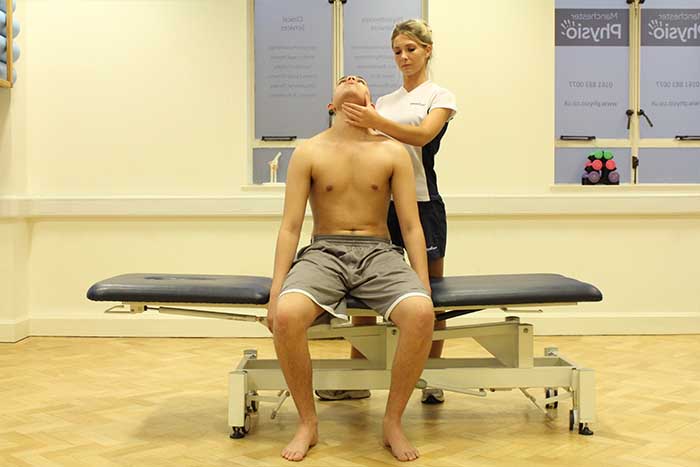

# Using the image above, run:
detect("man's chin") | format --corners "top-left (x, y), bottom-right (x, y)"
top-left (337, 90), bottom-right (365, 106)
top-left (342, 94), bottom-right (365, 105)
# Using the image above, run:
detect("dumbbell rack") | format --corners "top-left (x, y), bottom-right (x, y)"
top-left (0, 0), bottom-right (14, 89)
top-left (582, 150), bottom-right (620, 185)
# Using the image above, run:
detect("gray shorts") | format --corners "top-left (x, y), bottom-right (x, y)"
top-left (279, 235), bottom-right (431, 321)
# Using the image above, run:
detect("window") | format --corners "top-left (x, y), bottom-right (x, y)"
top-left (249, 0), bottom-right (424, 185)
top-left (555, 0), bottom-right (700, 185)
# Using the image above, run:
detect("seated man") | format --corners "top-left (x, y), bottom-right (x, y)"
top-left (267, 75), bottom-right (435, 462)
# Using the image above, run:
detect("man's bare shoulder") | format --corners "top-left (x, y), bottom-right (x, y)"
top-left (368, 133), bottom-right (409, 160)
top-left (293, 130), bottom-right (332, 156)
top-left (291, 135), bottom-right (321, 161)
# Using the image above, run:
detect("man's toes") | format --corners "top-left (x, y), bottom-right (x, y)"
top-left (396, 448), bottom-right (419, 462)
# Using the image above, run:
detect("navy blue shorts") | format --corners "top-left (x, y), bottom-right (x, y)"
top-left (387, 198), bottom-right (447, 262)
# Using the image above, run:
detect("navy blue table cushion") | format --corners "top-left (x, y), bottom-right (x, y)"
top-left (88, 273), bottom-right (602, 308)
top-left (88, 274), bottom-right (272, 305)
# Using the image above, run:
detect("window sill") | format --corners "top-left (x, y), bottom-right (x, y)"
top-left (240, 183), bottom-right (286, 193)
top-left (550, 183), bottom-right (700, 193)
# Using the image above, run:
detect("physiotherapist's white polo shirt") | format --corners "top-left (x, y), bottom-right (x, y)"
top-left (376, 80), bottom-right (457, 202)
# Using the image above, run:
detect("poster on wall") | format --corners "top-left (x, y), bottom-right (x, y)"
top-left (255, 0), bottom-right (332, 139)
top-left (343, 0), bottom-right (422, 100)
top-left (555, 0), bottom-right (630, 139)
top-left (640, 0), bottom-right (700, 139)
top-left (638, 148), bottom-right (700, 183)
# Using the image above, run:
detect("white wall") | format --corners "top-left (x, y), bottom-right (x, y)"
top-left (432, 1), bottom-right (557, 194)
top-left (21, 0), bottom-right (248, 196)
top-left (1, 0), bottom-right (699, 342)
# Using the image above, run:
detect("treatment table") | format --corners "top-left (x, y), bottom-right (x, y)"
top-left (87, 273), bottom-right (602, 438)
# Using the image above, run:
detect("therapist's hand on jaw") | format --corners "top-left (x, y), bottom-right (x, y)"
top-left (343, 94), bottom-right (381, 129)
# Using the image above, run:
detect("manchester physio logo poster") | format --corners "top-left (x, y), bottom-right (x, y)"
top-left (555, 0), bottom-right (630, 139)
top-left (640, 2), bottom-right (700, 138)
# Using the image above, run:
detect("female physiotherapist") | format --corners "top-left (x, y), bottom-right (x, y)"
top-left (317, 19), bottom-right (458, 405)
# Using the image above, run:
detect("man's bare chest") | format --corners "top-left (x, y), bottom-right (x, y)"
top-left (311, 150), bottom-right (392, 194)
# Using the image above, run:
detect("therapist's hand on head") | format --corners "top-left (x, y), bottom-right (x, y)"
top-left (343, 94), bottom-right (380, 129)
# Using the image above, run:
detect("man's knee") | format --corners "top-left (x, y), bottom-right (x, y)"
top-left (391, 297), bottom-right (435, 332)
top-left (273, 294), bottom-right (319, 335)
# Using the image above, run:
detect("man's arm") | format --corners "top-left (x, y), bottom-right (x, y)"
top-left (389, 143), bottom-right (431, 293)
top-left (267, 145), bottom-right (313, 330)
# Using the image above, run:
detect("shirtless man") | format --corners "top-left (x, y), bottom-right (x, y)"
top-left (266, 75), bottom-right (435, 462)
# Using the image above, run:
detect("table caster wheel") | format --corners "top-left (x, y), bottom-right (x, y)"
top-left (230, 413), bottom-right (252, 439)
top-left (247, 391), bottom-right (259, 413)
top-left (569, 409), bottom-right (576, 431)
top-left (578, 422), bottom-right (594, 436)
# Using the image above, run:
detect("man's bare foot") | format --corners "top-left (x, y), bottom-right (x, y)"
top-left (281, 422), bottom-right (318, 462)
top-left (383, 419), bottom-right (419, 461)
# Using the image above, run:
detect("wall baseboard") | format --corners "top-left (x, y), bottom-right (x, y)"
top-left (0, 318), bottom-right (30, 343)
top-left (17, 310), bottom-right (700, 340)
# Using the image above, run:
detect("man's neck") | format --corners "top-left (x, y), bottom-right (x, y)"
top-left (329, 111), bottom-right (372, 139)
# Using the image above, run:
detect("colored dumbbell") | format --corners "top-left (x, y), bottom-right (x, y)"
top-left (607, 171), bottom-right (620, 184)
top-left (584, 160), bottom-right (603, 172)
top-left (605, 160), bottom-right (616, 171)
top-left (582, 171), bottom-right (601, 185)
top-left (587, 171), bottom-right (602, 184)
top-left (588, 150), bottom-right (614, 161)
top-left (588, 151), bottom-right (603, 161)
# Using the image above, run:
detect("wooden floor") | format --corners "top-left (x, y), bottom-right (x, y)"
top-left (1, 335), bottom-right (699, 466)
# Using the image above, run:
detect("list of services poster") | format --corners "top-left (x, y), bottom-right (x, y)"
top-left (555, 0), bottom-right (630, 139)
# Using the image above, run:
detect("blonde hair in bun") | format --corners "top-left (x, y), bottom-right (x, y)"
top-left (391, 19), bottom-right (433, 58)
